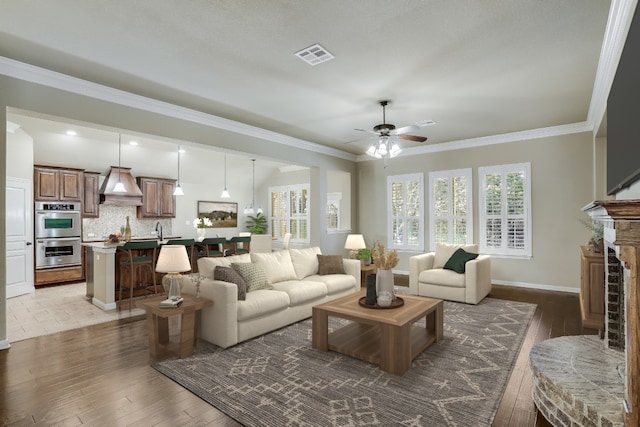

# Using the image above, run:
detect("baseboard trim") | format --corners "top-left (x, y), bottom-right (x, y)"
top-left (92, 298), bottom-right (117, 311)
top-left (0, 339), bottom-right (11, 350)
top-left (492, 280), bottom-right (580, 294)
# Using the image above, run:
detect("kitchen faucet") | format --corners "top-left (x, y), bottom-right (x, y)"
top-left (155, 221), bottom-right (163, 241)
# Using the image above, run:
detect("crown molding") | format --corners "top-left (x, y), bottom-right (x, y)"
top-left (0, 56), bottom-right (357, 162)
top-left (587, 0), bottom-right (638, 132)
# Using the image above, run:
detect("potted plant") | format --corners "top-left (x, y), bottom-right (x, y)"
top-left (580, 219), bottom-right (604, 252)
top-left (245, 212), bottom-right (268, 234)
top-left (357, 248), bottom-right (372, 265)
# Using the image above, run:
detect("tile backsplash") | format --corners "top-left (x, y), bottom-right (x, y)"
top-left (82, 205), bottom-right (172, 241)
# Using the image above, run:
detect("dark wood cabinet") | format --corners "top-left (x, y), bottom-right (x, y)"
top-left (136, 176), bottom-right (176, 218)
top-left (579, 245), bottom-right (605, 330)
top-left (82, 171), bottom-right (100, 218)
top-left (34, 166), bottom-right (83, 201)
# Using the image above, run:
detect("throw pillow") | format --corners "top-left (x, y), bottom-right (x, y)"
top-left (443, 248), bottom-right (479, 274)
top-left (433, 243), bottom-right (478, 269)
top-left (231, 262), bottom-right (273, 292)
top-left (250, 250), bottom-right (297, 283)
top-left (316, 255), bottom-right (346, 275)
top-left (214, 266), bottom-right (247, 300)
top-left (289, 247), bottom-right (322, 279)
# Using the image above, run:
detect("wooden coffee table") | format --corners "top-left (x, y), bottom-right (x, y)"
top-left (136, 294), bottom-right (213, 359)
top-left (312, 291), bottom-right (443, 375)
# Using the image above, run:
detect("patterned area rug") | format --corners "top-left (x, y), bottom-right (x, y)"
top-left (153, 297), bottom-right (535, 427)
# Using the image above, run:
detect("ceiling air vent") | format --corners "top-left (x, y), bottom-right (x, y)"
top-left (294, 43), bottom-right (334, 66)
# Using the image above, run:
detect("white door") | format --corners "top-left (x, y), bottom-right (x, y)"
top-left (6, 177), bottom-right (34, 298)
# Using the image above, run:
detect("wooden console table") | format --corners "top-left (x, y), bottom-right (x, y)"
top-left (137, 294), bottom-right (213, 359)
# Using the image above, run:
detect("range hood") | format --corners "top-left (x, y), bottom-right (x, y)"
top-left (99, 166), bottom-right (143, 206)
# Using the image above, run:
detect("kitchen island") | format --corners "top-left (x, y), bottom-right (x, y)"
top-left (83, 237), bottom-right (180, 311)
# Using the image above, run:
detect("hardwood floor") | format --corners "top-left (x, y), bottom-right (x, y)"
top-left (0, 284), bottom-right (595, 426)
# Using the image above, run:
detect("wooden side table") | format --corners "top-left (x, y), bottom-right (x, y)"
top-left (136, 294), bottom-right (213, 359)
top-left (360, 263), bottom-right (377, 287)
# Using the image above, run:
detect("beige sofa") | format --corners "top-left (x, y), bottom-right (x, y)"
top-left (409, 243), bottom-right (491, 304)
top-left (181, 247), bottom-right (360, 348)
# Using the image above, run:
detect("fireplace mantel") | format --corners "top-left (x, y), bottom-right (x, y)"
top-left (592, 199), bottom-right (640, 426)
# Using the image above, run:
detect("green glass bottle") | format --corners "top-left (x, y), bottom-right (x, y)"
top-left (125, 216), bottom-right (132, 242)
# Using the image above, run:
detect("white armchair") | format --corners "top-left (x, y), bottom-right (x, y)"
top-left (409, 243), bottom-right (491, 304)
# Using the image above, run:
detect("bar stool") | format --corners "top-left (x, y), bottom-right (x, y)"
top-left (228, 235), bottom-right (251, 255)
top-left (117, 240), bottom-right (158, 310)
top-left (198, 237), bottom-right (227, 257)
top-left (165, 239), bottom-right (196, 271)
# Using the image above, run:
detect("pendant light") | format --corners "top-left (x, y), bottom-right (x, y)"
top-left (220, 152), bottom-right (230, 198)
top-left (243, 159), bottom-right (262, 214)
top-left (173, 145), bottom-right (184, 196)
top-left (113, 134), bottom-right (127, 193)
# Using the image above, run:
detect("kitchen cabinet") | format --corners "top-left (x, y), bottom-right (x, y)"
top-left (34, 166), bottom-right (84, 201)
top-left (579, 245), bottom-right (605, 330)
top-left (82, 171), bottom-right (100, 218)
top-left (136, 176), bottom-right (176, 218)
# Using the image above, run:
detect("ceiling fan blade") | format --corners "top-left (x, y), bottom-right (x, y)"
top-left (392, 124), bottom-right (420, 135)
top-left (354, 128), bottom-right (380, 135)
top-left (398, 134), bottom-right (428, 143)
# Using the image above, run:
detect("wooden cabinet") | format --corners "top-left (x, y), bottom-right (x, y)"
top-left (34, 166), bottom-right (83, 201)
top-left (136, 176), bottom-right (176, 218)
top-left (579, 246), bottom-right (605, 330)
top-left (82, 171), bottom-right (100, 218)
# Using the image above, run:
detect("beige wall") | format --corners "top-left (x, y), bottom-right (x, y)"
top-left (358, 132), bottom-right (595, 290)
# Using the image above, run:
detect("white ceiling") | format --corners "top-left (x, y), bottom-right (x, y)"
top-left (0, 0), bottom-right (622, 157)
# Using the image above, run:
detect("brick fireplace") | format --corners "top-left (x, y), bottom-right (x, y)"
top-left (529, 200), bottom-right (640, 427)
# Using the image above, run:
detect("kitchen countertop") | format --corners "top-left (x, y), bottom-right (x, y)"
top-left (82, 235), bottom-right (182, 243)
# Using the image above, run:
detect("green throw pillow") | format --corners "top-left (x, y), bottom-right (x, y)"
top-left (231, 262), bottom-right (273, 292)
top-left (443, 248), bottom-right (479, 274)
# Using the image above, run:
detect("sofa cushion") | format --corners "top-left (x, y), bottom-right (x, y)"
top-left (272, 280), bottom-right (327, 306)
top-left (231, 262), bottom-right (273, 292)
top-left (419, 268), bottom-right (466, 288)
top-left (198, 253), bottom-right (251, 278)
top-left (251, 250), bottom-right (297, 283)
top-left (317, 255), bottom-right (346, 275)
top-left (305, 274), bottom-right (357, 295)
top-left (236, 289), bottom-right (290, 321)
top-left (289, 247), bottom-right (322, 279)
top-left (443, 248), bottom-right (479, 274)
top-left (214, 266), bottom-right (247, 300)
top-left (433, 243), bottom-right (478, 269)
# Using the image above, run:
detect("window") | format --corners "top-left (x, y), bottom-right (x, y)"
top-left (269, 184), bottom-right (309, 243)
top-left (429, 169), bottom-right (472, 250)
top-left (326, 192), bottom-right (341, 231)
top-left (479, 163), bottom-right (531, 257)
top-left (387, 173), bottom-right (424, 251)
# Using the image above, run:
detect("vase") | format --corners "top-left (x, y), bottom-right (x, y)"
top-left (196, 228), bottom-right (206, 242)
top-left (376, 269), bottom-right (395, 300)
top-left (365, 274), bottom-right (377, 305)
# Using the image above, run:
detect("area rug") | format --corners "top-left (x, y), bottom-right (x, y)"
top-left (153, 297), bottom-right (536, 427)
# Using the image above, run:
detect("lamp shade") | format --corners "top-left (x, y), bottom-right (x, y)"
top-left (155, 245), bottom-right (191, 273)
top-left (344, 234), bottom-right (367, 250)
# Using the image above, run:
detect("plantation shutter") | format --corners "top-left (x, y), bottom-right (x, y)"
top-left (269, 184), bottom-right (310, 242)
top-left (479, 163), bottom-right (531, 257)
top-left (387, 173), bottom-right (424, 251)
top-left (429, 169), bottom-right (472, 250)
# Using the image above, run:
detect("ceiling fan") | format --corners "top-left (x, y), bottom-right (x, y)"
top-left (354, 100), bottom-right (435, 159)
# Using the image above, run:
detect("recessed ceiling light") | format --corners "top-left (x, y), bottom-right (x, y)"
top-left (294, 43), bottom-right (334, 66)
top-left (66, 130), bottom-right (77, 136)
top-left (129, 140), bottom-right (138, 146)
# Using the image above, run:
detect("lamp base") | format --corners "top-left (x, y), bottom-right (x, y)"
top-left (162, 273), bottom-right (183, 300)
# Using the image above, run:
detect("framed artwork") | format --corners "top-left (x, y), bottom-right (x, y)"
top-left (197, 201), bottom-right (238, 228)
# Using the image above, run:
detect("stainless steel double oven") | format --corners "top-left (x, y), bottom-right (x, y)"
top-left (34, 201), bottom-right (82, 269)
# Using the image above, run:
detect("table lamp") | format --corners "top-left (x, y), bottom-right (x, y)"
top-left (155, 245), bottom-right (191, 300)
top-left (344, 234), bottom-right (366, 259)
